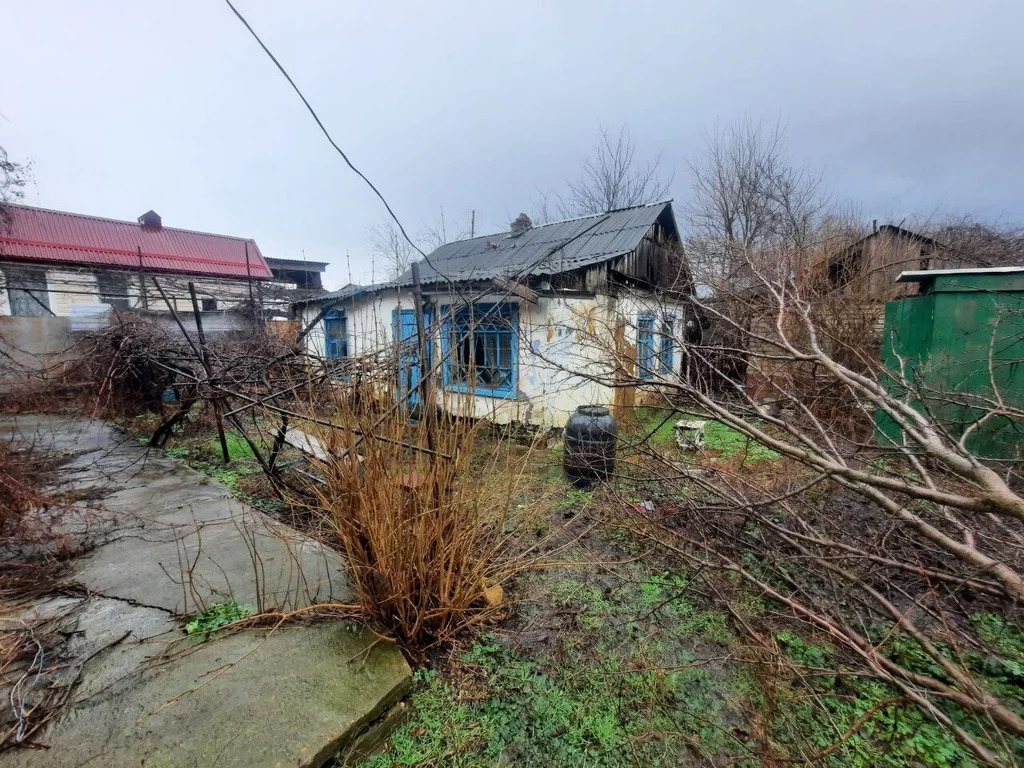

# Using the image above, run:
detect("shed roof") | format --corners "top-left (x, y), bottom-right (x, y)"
top-left (896, 266), bottom-right (1024, 283)
top-left (396, 201), bottom-right (678, 286)
top-left (293, 282), bottom-right (380, 308)
top-left (266, 257), bottom-right (329, 272)
top-left (0, 203), bottom-right (272, 279)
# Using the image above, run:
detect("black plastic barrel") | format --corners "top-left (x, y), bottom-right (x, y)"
top-left (564, 406), bottom-right (618, 481)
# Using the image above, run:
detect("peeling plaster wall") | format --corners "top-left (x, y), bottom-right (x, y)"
top-left (300, 286), bottom-right (689, 429)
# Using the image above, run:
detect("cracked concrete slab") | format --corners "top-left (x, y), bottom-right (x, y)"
top-left (1, 414), bottom-right (411, 768)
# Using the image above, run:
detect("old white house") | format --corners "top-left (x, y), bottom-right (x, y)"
top-left (296, 202), bottom-right (698, 428)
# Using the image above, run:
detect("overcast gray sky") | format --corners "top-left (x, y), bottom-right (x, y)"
top-left (3, 0), bottom-right (1022, 289)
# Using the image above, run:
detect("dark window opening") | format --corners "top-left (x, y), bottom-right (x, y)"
top-left (95, 271), bottom-right (130, 310)
top-left (201, 298), bottom-right (218, 312)
top-left (828, 248), bottom-right (861, 290)
top-left (4, 266), bottom-right (51, 316)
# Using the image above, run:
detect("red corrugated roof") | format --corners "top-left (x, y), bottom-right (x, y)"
top-left (0, 203), bottom-right (272, 279)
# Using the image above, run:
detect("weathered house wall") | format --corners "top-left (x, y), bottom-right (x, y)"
top-left (0, 263), bottom-right (283, 318)
top-left (300, 287), bottom-right (691, 429)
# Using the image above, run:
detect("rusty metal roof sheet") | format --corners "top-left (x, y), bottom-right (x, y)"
top-left (0, 203), bottom-right (272, 279)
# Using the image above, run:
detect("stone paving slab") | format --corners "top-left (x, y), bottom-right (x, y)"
top-left (1, 414), bottom-right (411, 768)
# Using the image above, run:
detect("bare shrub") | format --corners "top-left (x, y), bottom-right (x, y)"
top-left (302, 395), bottom-right (530, 652)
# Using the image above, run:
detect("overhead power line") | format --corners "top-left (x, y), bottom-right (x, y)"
top-left (222, 0), bottom-right (437, 274)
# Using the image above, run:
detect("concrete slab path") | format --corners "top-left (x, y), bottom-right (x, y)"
top-left (0, 414), bottom-right (411, 768)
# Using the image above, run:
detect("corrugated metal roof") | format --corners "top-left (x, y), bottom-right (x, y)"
top-left (397, 201), bottom-right (676, 285)
top-left (293, 282), bottom-right (388, 307)
top-left (0, 203), bottom-right (272, 279)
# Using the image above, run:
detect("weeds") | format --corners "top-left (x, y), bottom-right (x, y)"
top-left (185, 600), bottom-right (253, 636)
top-left (627, 406), bottom-right (782, 463)
top-left (362, 517), bottom-right (752, 768)
top-left (769, 629), bottom-right (996, 767)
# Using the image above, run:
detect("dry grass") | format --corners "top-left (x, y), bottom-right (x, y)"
top-left (0, 436), bottom-right (77, 751)
top-left (0, 439), bottom-right (53, 541)
top-left (295, 392), bottom-right (543, 653)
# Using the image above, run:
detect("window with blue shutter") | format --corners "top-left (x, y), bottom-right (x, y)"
top-left (637, 314), bottom-right (655, 380)
top-left (659, 314), bottom-right (676, 374)
top-left (442, 302), bottom-right (518, 398)
top-left (323, 310), bottom-right (348, 358)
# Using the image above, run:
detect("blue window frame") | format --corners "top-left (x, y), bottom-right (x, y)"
top-left (441, 302), bottom-right (518, 398)
top-left (659, 314), bottom-right (676, 374)
top-left (323, 310), bottom-right (348, 358)
top-left (637, 313), bottom-right (655, 380)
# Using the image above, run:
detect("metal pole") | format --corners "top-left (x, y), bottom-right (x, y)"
top-left (189, 281), bottom-right (231, 464)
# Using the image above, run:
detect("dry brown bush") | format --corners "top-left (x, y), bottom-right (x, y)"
top-left (294, 392), bottom-right (536, 652)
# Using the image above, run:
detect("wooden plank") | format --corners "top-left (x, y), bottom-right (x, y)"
top-left (266, 426), bottom-right (363, 464)
top-left (491, 275), bottom-right (539, 304)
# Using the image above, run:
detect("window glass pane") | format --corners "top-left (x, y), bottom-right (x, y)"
top-left (637, 315), bottom-right (655, 379)
top-left (444, 303), bottom-right (517, 393)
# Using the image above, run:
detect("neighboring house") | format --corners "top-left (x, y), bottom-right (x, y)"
top-left (295, 202), bottom-right (696, 429)
top-left (814, 223), bottom-right (954, 300)
top-left (265, 257), bottom-right (327, 290)
top-left (745, 222), bottom-right (1004, 402)
top-left (0, 203), bottom-right (302, 322)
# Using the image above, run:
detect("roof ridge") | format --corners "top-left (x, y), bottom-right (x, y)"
top-left (445, 200), bottom-right (673, 245)
top-left (4, 202), bottom-right (258, 244)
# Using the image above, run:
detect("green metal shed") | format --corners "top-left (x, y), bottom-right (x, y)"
top-left (878, 267), bottom-right (1024, 460)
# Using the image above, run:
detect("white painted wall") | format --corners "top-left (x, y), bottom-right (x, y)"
top-left (300, 284), bottom-right (692, 429)
top-left (0, 262), bottom-right (278, 318)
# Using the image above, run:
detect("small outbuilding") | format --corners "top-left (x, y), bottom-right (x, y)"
top-left (878, 266), bottom-right (1024, 459)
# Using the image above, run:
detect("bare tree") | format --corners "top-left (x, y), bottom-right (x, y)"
top-left (525, 228), bottom-right (1024, 765)
top-left (541, 125), bottom-right (671, 219)
top-left (933, 215), bottom-right (1024, 269)
top-left (418, 206), bottom-right (473, 252)
top-left (686, 118), bottom-right (826, 289)
top-left (370, 220), bottom-right (416, 280)
top-left (0, 144), bottom-right (31, 230)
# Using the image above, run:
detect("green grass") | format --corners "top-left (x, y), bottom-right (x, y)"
top-left (359, 507), bottom-right (753, 768)
top-left (211, 430), bottom-right (256, 461)
top-left (703, 420), bottom-right (781, 462)
top-left (629, 407), bottom-right (781, 463)
top-left (185, 600), bottom-right (253, 636)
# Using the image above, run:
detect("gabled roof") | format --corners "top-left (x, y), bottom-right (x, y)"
top-left (397, 201), bottom-right (678, 285)
top-left (851, 223), bottom-right (938, 251)
top-left (0, 203), bottom-right (272, 279)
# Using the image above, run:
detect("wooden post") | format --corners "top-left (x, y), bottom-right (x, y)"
top-left (244, 241), bottom-right (255, 305)
top-left (189, 281), bottom-right (231, 464)
top-left (411, 261), bottom-right (438, 456)
top-left (137, 246), bottom-right (149, 309)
